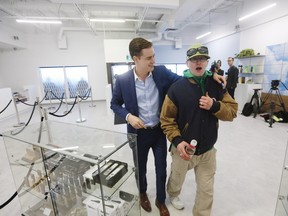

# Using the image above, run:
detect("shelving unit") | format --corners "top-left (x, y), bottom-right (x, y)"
top-left (2, 120), bottom-right (140, 216)
top-left (236, 55), bottom-right (265, 84)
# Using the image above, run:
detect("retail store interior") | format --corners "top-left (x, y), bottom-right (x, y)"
top-left (1, 0), bottom-right (288, 215)
top-left (0, 101), bottom-right (287, 216)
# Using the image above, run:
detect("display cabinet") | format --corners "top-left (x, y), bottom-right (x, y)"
top-left (236, 55), bottom-right (265, 84)
top-left (275, 140), bottom-right (288, 215)
top-left (2, 120), bottom-right (140, 216)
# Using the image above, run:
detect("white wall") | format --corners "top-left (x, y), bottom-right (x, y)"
top-left (240, 15), bottom-right (288, 55)
top-left (0, 88), bottom-right (15, 119)
top-left (0, 24), bottom-right (27, 50)
top-left (0, 31), bottom-right (108, 100)
top-left (104, 39), bottom-right (131, 63)
top-left (207, 33), bottom-right (240, 73)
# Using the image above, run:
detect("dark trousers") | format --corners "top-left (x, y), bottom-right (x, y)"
top-left (129, 127), bottom-right (167, 203)
top-left (227, 87), bottom-right (236, 99)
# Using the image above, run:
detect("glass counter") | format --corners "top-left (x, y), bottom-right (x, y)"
top-left (2, 120), bottom-right (139, 216)
top-left (275, 140), bottom-right (288, 216)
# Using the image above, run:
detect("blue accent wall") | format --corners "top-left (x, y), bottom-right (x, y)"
top-left (154, 45), bottom-right (189, 64)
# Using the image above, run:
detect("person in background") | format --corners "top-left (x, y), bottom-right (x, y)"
top-left (216, 60), bottom-right (224, 76)
top-left (226, 57), bottom-right (239, 99)
top-left (110, 38), bottom-right (226, 216)
top-left (209, 61), bottom-right (217, 73)
top-left (160, 44), bottom-right (238, 216)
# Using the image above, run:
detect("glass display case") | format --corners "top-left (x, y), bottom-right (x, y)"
top-left (2, 120), bottom-right (140, 216)
top-left (275, 140), bottom-right (288, 215)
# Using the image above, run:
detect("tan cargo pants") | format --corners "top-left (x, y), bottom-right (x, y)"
top-left (167, 146), bottom-right (217, 216)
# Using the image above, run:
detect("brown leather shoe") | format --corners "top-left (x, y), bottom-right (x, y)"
top-left (140, 193), bottom-right (152, 212)
top-left (155, 199), bottom-right (170, 216)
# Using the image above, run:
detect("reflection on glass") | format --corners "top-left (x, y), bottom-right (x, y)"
top-left (40, 67), bottom-right (65, 99)
top-left (112, 65), bottom-right (130, 89)
top-left (177, 64), bottom-right (188, 76)
top-left (40, 66), bottom-right (88, 99)
top-left (66, 66), bottom-right (88, 98)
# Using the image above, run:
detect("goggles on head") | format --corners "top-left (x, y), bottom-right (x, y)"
top-left (187, 46), bottom-right (209, 57)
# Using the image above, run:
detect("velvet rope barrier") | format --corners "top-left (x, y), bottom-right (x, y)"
top-left (0, 99), bottom-right (12, 114)
top-left (48, 96), bottom-right (77, 117)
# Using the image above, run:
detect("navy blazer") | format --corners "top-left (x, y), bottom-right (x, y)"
top-left (110, 65), bottom-right (180, 134)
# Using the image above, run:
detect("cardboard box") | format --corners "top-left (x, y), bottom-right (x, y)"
top-left (84, 196), bottom-right (124, 216)
top-left (83, 196), bottom-right (101, 216)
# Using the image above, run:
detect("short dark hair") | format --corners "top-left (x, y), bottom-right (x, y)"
top-left (228, 57), bottom-right (234, 61)
top-left (129, 37), bottom-right (153, 58)
top-left (210, 63), bottom-right (217, 73)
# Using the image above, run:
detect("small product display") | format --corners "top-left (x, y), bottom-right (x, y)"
top-left (21, 147), bottom-right (41, 163)
top-left (119, 190), bottom-right (134, 202)
top-left (92, 160), bottom-right (128, 188)
top-left (2, 120), bottom-right (140, 216)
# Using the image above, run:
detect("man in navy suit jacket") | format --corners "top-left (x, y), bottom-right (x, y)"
top-left (110, 38), bottom-right (224, 216)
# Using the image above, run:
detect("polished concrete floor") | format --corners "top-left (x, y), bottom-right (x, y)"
top-left (0, 100), bottom-right (287, 216)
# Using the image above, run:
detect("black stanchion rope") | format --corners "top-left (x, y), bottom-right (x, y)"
top-left (16, 98), bottom-right (35, 107)
top-left (10, 101), bottom-right (37, 136)
top-left (50, 91), bottom-right (76, 105)
top-left (38, 91), bottom-right (49, 104)
top-left (49, 96), bottom-right (77, 117)
top-left (0, 161), bottom-right (34, 209)
top-left (0, 152), bottom-right (66, 209)
top-left (49, 92), bottom-right (65, 114)
top-left (78, 87), bottom-right (91, 100)
top-left (0, 99), bottom-right (12, 114)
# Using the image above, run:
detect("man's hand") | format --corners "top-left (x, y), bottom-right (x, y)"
top-left (199, 92), bottom-right (214, 110)
top-left (177, 141), bottom-right (191, 161)
top-left (213, 73), bottom-right (226, 87)
top-left (127, 114), bottom-right (146, 129)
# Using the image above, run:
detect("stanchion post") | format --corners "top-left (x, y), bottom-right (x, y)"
top-left (76, 92), bottom-right (86, 123)
top-left (48, 89), bottom-right (55, 110)
top-left (43, 107), bottom-right (52, 143)
top-left (36, 97), bottom-right (42, 117)
top-left (89, 87), bottom-right (96, 107)
top-left (63, 91), bottom-right (69, 114)
top-left (12, 93), bottom-right (25, 127)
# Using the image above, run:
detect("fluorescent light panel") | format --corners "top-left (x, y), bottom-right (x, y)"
top-left (90, 18), bottom-right (125, 23)
top-left (16, 19), bottom-right (62, 24)
top-left (196, 32), bottom-right (211, 40)
top-left (239, 3), bottom-right (277, 21)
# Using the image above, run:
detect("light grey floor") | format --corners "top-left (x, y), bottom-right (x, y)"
top-left (0, 100), bottom-right (287, 216)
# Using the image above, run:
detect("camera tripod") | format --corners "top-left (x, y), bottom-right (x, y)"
top-left (261, 85), bottom-right (287, 128)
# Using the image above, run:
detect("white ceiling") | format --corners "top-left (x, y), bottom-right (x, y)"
top-left (0, 0), bottom-right (287, 50)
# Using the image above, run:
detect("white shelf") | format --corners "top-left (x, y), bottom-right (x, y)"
top-left (239, 73), bottom-right (264, 77)
top-left (235, 55), bottom-right (265, 59)
top-left (236, 55), bottom-right (265, 85)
